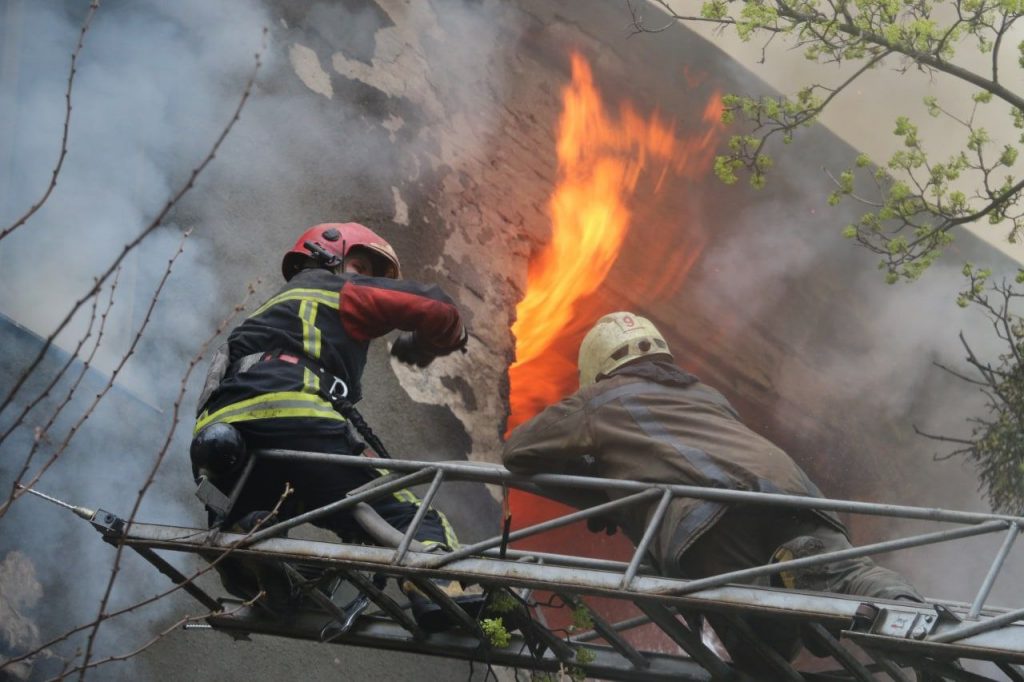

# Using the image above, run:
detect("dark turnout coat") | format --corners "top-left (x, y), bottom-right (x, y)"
top-left (502, 361), bottom-right (846, 574)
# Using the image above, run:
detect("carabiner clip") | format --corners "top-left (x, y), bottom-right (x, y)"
top-left (327, 375), bottom-right (348, 400)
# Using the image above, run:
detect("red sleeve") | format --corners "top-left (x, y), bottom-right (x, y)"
top-left (338, 276), bottom-right (464, 351)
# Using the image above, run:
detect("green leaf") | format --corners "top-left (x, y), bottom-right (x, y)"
top-left (714, 155), bottom-right (740, 185)
top-left (700, 0), bottom-right (728, 20)
top-left (481, 618), bottom-right (511, 648)
top-left (1000, 145), bottom-right (1019, 167)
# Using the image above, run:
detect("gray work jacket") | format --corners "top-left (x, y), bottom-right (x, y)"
top-left (501, 362), bottom-right (846, 574)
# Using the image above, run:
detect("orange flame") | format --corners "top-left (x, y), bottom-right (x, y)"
top-left (504, 52), bottom-right (726, 641)
top-left (507, 53), bottom-right (724, 434)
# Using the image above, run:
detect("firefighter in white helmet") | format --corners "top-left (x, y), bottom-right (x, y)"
top-left (503, 311), bottom-right (923, 668)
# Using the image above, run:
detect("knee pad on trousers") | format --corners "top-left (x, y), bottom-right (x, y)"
top-left (190, 422), bottom-right (249, 481)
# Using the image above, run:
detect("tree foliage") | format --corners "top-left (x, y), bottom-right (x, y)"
top-left (635, 0), bottom-right (1024, 282)
top-left (919, 266), bottom-right (1024, 514)
top-left (632, 0), bottom-right (1024, 511)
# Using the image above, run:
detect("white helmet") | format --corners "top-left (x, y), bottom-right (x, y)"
top-left (577, 312), bottom-right (673, 388)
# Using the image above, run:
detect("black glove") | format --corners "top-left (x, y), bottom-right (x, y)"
top-left (586, 516), bottom-right (618, 536)
top-left (390, 331), bottom-right (437, 367)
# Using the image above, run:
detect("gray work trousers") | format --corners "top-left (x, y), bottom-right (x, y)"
top-left (674, 504), bottom-right (922, 600)
top-left (673, 504), bottom-right (922, 669)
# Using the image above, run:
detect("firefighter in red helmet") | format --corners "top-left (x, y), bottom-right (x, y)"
top-left (192, 221), bottom-right (478, 628)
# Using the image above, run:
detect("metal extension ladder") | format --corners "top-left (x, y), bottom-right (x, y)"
top-left (88, 451), bottom-right (1024, 681)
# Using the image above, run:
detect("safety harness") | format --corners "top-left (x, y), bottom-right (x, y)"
top-left (214, 350), bottom-right (392, 459)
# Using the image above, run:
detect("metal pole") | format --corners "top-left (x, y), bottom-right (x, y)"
top-left (929, 605), bottom-right (1024, 644)
top-left (572, 615), bottom-right (652, 643)
top-left (420, 489), bottom-right (662, 569)
top-left (224, 454), bottom-right (258, 518)
top-left (240, 468), bottom-right (433, 546)
top-left (622, 489), bottom-right (672, 589)
top-left (664, 519), bottom-right (1009, 596)
top-left (482, 548), bottom-right (643, 572)
top-left (557, 593), bottom-right (649, 669)
top-left (256, 450), bottom-right (1024, 527)
top-left (803, 623), bottom-right (877, 682)
top-left (967, 522), bottom-right (1020, 620)
top-left (392, 467), bottom-right (444, 564)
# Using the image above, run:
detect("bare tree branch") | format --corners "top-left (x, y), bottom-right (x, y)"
top-left (47, 596), bottom-right (262, 682)
top-left (0, 30), bottom-right (265, 421)
top-left (0, 2), bottom-right (100, 243)
top-left (74, 277), bottom-right (260, 679)
top-left (0, 231), bottom-right (191, 520)
top-left (1, 269), bottom-right (121, 516)
top-left (0, 467), bottom-right (284, 675)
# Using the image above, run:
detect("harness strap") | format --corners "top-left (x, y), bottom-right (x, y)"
top-left (226, 351), bottom-right (390, 459)
top-left (231, 350), bottom-right (350, 401)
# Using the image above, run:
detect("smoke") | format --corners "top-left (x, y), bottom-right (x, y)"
top-left (0, 0), bottom-right (524, 676)
top-left (0, 0), bottom-right (271, 674)
top-left (658, 3), bottom-right (1024, 612)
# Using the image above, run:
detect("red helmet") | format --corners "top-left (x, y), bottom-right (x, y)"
top-left (281, 222), bottom-right (401, 281)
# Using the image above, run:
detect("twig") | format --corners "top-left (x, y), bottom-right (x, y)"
top-left (1, 269), bottom-right (121, 518)
top-left (47, 595), bottom-right (262, 681)
top-left (0, 2), bottom-right (100, 243)
top-left (931, 359), bottom-right (989, 387)
top-left (913, 424), bottom-right (974, 446)
top-left (0, 464), bottom-right (283, 675)
top-left (0, 30), bottom-right (265, 420)
top-left (823, 167), bottom-right (884, 207)
top-left (0, 271), bottom-right (113, 449)
top-left (0, 231), bottom-right (190, 520)
top-left (74, 279), bottom-right (258, 680)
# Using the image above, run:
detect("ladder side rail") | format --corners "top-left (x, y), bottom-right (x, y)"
top-left (571, 614), bottom-right (652, 643)
top-left (124, 525), bottom-right (1024, 663)
top-left (666, 520), bottom-right (1009, 597)
top-left (481, 548), bottom-right (643, 573)
top-left (120, 523), bottom-right (876, 625)
top-left (256, 450), bottom-right (1024, 528)
top-left (204, 608), bottom-right (718, 682)
top-left (929, 606), bottom-right (1024, 644)
top-left (419, 489), bottom-right (662, 569)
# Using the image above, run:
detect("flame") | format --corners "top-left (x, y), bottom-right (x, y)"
top-left (507, 53), bottom-right (724, 433)
top-left (503, 52), bottom-right (726, 644)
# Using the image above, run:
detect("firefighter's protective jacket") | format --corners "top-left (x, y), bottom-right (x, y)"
top-left (196, 268), bottom-right (464, 432)
top-left (502, 360), bottom-right (846, 574)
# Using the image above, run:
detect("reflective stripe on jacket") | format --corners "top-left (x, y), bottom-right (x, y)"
top-left (196, 267), bottom-right (464, 432)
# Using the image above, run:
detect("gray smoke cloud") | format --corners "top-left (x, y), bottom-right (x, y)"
top-left (0, 0), bottom-right (522, 677)
top-left (0, 0), bottom-right (273, 674)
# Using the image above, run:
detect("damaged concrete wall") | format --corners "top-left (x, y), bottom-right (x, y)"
top-left (1, 0), bottom-right (1020, 679)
